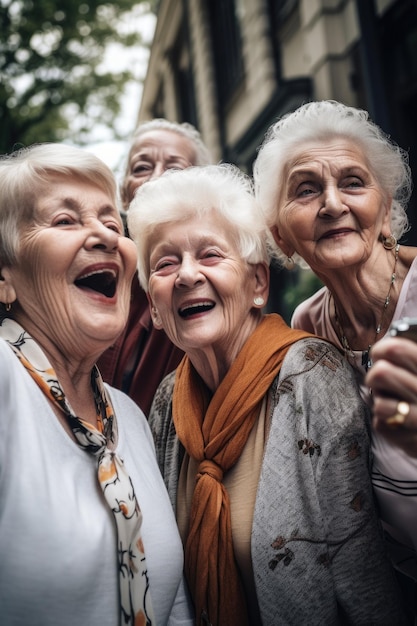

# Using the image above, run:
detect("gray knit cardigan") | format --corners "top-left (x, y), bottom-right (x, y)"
top-left (149, 338), bottom-right (405, 625)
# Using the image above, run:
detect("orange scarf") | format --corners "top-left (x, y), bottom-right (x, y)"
top-left (173, 314), bottom-right (312, 625)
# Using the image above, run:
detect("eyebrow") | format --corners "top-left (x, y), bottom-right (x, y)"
top-left (151, 234), bottom-right (226, 255)
top-left (59, 197), bottom-right (81, 209)
top-left (56, 197), bottom-right (118, 217)
top-left (131, 151), bottom-right (191, 162)
top-left (288, 164), bottom-right (368, 178)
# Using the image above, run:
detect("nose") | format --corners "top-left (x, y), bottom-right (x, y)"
top-left (149, 161), bottom-right (165, 180)
top-left (175, 255), bottom-right (204, 287)
top-left (86, 220), bottom-right (119, 251)
top-left (319, 184), bottom-right (348, 218)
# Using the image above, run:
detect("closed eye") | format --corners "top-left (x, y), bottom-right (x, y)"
top-left (200, 249), bottom-right (224, 263)
top-left (105, 222), bottom-right (122, 234)
top-left (152, 257), bottom-right (180, 273)
top-left (53, 214), bottom-right (76, 226)
top-left (204, 249), bottom-right (222, 257)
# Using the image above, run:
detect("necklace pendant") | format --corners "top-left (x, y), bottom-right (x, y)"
top-left (332, 243), bottom-right (400, 371)
top-left (342, 335), bottom-right (350, 351)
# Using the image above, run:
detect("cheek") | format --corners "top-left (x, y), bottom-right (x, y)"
top-left (275, 215), bottom-right (301, 247)
top-left (148, 280), bottom-right (173, 313)
top-left (124, 179), bottom-right (139, 206)
top-left (127, 177), bottom-right (147, 197)
top-left (282, 205), bottom-right (314, 236)
top-left (122, 239), bottom-right (139, 278)
top-left (20, 249), bottom-right (61, 284)
top-left (277, 202), bottom-right (297, 227)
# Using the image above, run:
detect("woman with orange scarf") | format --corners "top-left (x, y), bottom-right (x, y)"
top-left (127, 164), bottom-right (404, 625)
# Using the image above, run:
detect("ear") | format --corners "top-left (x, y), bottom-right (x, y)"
top-left (252, 262), bottom-right (270, 306)
top-left (380, 194), bottom-right (393, 239)
top-left (0, 267), bottom-right (17, 306)
top-left (146, 292), bottom-right (163, 330)
top-left (270, 225), bottom-right (295, 258)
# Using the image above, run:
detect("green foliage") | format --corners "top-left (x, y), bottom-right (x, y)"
top-left (0, 0), bottom-right (154, 153)
top-left (284, 268), bottom-right (323, 314)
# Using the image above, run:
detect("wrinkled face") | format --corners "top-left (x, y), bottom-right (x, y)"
top-left (273, 139), bottom-right (391, 273)
top-left (147, 212), bottom-right (262, 359)
top-left (4, 175), bottom-right (138, 359)
top-left (121, 129), bottom-right (197, 208)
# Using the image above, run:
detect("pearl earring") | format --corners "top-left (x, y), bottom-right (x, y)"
top-left (284, 256), bottom-right (295, 270)
top-left (254, 297), bottom-right (264, 307)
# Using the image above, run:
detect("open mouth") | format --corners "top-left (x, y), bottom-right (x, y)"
top-left (74, 269), bottom-right (117, 298)
top-left (179, 301), bottom-right (215, 318)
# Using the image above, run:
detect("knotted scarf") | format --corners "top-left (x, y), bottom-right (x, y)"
top-left (0, 318), bottom-right (155, 626)
top-left (172, 314), bottom-right (312, 626)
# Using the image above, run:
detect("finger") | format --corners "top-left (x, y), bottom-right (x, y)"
top-left (372, 399), bottom-right (417, 457)
top-left (385, 401), bottom-right (410, 426)
top-left (370, 337), bottom-right (417, 374)
top-left (366, 360), bottom-right (417, 403)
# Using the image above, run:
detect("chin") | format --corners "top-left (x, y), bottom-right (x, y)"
top-left (80, 313), bottom-right (125, 341)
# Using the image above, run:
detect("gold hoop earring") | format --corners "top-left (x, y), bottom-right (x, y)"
top-left (383, 234), bottom-right (397, 250)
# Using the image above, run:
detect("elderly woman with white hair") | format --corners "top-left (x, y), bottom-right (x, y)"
top-left (0, 143), bottom-right (194, 626)
top-left (254, 99), bottom-right (417, 621)
top-left (98, 118), bottom-right (213, 416)
top-left (127, 162), bottom-right (403, 625)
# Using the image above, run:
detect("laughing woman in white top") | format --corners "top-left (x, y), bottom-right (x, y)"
top-left (0, 143), bottom-right (193, 626)
top-left (254, 99), bottom-right (417, 621)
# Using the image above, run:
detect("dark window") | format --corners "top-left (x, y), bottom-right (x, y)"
top-left (380, 0), bottom-right (417, 244)
top-left (269, 0), bottom-right (298, 24)
top-left (208, 0), bottom-right (244, 107)
top-left (177, 64), bottom-right (198, 127)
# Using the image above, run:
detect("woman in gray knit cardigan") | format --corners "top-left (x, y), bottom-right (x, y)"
top-left (128, 162), bottom-right (405, 626)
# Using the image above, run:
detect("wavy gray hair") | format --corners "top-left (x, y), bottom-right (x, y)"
top-left (253, 100), bottom-right (412, 267)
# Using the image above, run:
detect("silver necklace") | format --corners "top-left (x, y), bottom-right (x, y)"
top-left (333, 243), bottom-right (400, 371)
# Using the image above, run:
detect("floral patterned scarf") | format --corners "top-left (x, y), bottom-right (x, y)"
top-left (0, 317), bottom-right (155, 626)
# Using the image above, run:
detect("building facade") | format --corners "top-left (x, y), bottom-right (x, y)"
top-left (137, 0), bottom-right (417, 317)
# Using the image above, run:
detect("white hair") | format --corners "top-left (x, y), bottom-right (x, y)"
top-left (127, 163), bottom-right (272, 290)
top-left (0, 143), bottom-right (117, 266)
top-left (130, 118), bottom-right (212, 166)
top-left (253, 100), bottom-right (412, 266)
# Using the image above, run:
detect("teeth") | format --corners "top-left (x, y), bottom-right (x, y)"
top-left (180, 301), bottom-right (212, 313)
top-left (179, 301), bottom-right (214, 318)
top-left (77, 268), bottom-right (117, 280)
